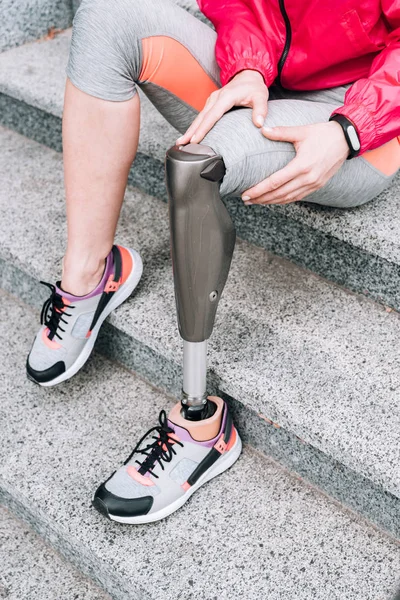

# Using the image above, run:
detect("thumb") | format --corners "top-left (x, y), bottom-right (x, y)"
top-left (262, 125), bottom-right (305, 142)
top-left (252, 94), bottom-right (269, 128)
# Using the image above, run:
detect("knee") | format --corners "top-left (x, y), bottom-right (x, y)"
top-left (68, 0), bottom-right (142, 100)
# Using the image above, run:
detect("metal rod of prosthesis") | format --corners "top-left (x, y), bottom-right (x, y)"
top-left (182, 340), bottom-right (208, 406)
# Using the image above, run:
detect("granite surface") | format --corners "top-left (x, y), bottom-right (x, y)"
top-left (0, 292), bottom-right (400, 600)
top-left (1, 126), bottom-right (400, 509)
top-left (1, 29), bottom-right (400, 308)
top-left (0, 506), bottom-right (110, 600)
top-left (1, 256), bottom-right (399, 539)
top-left (0, 0), bottom-right (72, 53)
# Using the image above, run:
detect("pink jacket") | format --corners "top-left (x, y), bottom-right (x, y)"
top-left (197, 0), bottom-right (400, 152)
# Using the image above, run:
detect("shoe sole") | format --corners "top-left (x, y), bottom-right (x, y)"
top-left (36, 248), bottom-right (143, 387)
top-left (101, 430), bottom-right (243, 525)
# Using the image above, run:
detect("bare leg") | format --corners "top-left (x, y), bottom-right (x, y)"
top-left (61, 79), bottom-right (140, 296)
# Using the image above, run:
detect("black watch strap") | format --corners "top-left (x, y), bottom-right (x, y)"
top-left (329, 114), bottom-right (361, 159)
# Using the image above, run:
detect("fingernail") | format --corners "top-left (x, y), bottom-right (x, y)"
top-left (262, 126), bottom-right (273, 133)
top-left (242, 195), bottom-right (251, 201)
top-left (176, 137), bottom-right (183, 144)
top-left (256, 115), bottom-right (264, 126)
top-left (190, 135), bottom-right (197, 143)
top-left (245, 201), bottom-right (253, 206)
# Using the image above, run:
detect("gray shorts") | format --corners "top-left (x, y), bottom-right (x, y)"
top-left (67, 0), bottom-right (397, 207)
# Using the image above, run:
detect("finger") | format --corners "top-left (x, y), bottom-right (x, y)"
top-left (245, 185), bottom-right (312, 206)
top-left (252, 184), bottom-right (313, 205)
top-left (261, 125), bottom-right (306, 143)
top-left (176, 96), bottom-right (218, 144)
top-left (251, 93), bottom-right (269, 128)
top-left (242, 157), bottom-right (306, 200)
top-left (249, 177), bottom-right (310, 204)
top-left (279, 187), bottom-right (312, 204)
top-left (190, 96), bottom-right (235, 143)
top-left (176, 109), bottom-right (211, 145)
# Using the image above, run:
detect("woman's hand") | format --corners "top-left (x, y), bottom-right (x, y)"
top-left (242, 121), bottom-right (350, 205)
top-left (176, 70), bottom-right (269, 145)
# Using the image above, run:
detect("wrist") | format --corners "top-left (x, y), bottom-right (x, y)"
top-left (328, 121), bottom-right (351, 159)
top-left (234, 69), bottom-right (265, 83)
top-left (329, 114), bottom-right (361, 159)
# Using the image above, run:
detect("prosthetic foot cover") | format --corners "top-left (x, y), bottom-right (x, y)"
top-left (166, 144), bottom-right (236, 343)
top-left (92, 397), bottom-right (242, 524)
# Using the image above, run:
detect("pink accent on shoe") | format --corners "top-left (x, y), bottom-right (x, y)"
top-left (42, 328), bottom-right (62, 349)
top-left (104, 274), bottom-right (121, 293)
top-left (161, 431), bottom-right (181, 452)
top-left (181, 481), bottom-right (191, 491)
top-left (214, 435), bottom-right (228, 454)
top-left (226, 427), bottom-right (237, 452)
top-left (127, 466), bottom-right (155, 486)
top-left (85, 330), bottom-right (92, 339)
top-left (55, 297), bottom-right (71, 314)
top-left (117, 245), bottom-right (134, 285)
top-left (213, 428), bottom-right (237, 454)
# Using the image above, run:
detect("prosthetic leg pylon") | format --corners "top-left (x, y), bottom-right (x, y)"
top-left (166, 144), bottom-right (236, 421)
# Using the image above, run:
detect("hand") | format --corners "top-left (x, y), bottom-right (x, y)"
top-left (242, 121), bottom-right (350, 205)
top-left (176, 70), bottom-right (269, 145)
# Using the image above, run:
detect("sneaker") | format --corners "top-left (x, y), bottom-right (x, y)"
top-left (93, 396), bottom-right (242, 524)
top-left (26, 245), bottom-right (143, 387)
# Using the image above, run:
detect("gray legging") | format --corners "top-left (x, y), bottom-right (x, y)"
top-left (67, 0), bottom-right (396, 207)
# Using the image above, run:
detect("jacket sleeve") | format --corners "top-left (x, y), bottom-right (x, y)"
top-left (197, 0), bottom-right (279, 87)
top-left (332, 1), bottom-right (400, 153)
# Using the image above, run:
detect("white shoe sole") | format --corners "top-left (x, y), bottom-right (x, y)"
top-left (38, 248), bottom-right (143, 387)
top-left (107, 431), bottom-right (243, 525)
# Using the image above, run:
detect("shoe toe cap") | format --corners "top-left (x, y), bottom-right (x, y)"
top-left (26, 358), bottom-right (66, 384)
top-left (93, 483), bottom-right (154, 519)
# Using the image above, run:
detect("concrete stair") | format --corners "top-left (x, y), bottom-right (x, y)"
top-left (1, 291), bottom-right (399, 600)
top-left (1, 2), bottom-right (400, 596)
top-left (0, 0), bottom-right (73, 52)
top-left (0, 505), bottom-right (110, 599)
top-left (1, 125), bottom-right (400, 541)
top-left (1, 28), bottom-right (400, 310)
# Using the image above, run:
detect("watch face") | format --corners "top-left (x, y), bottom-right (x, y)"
top-left (348, 125), bottom-right (361, 152)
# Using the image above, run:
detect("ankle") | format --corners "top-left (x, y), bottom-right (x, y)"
top-left (61, 255), bottom-right (107, 296)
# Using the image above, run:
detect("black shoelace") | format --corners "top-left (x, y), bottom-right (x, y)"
top-left (124, 410), bottom-right (184, 478)
top-left (40, 281), bottom-right (75, 341)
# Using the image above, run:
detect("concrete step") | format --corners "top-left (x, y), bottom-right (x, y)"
top-left (1, 125), bottom-right (399, 538)
top-left (0, 505), bottom-right (110, 600)
top-left (0, 29), bottom-right (400, 310)
top-left (0, 0), bottom-right (72, 53)
top-left (71, 0), bottom-right (207, 21)
top-left (1, 290), bottom-right (400, 600)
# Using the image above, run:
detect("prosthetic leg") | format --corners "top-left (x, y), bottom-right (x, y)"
top-left (91, 147), bottom-right (238, 524)
top-left (166, 143), bottom-right (236, 422)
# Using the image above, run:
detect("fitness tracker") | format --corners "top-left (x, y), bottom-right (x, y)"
top-left (329, 114), bottom-right (361, 159)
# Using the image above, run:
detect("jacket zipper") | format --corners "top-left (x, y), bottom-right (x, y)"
top-left (277, 0), bottom-right (292, 84)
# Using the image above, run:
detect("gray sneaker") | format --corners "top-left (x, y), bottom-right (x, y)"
top-left (93, 396), bottom-right (242, 524)
top-left (27, 245), bottom-right (142, 386)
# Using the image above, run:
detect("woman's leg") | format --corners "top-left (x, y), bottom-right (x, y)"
top-left (64, 0), bottom-right (398, 299)
top-left (62, 0), bottom-right (219, 294)
top-left (62, 83), bottom-right (140, 295)
top-left (202, 92), bottom-right (399, 208)
top-left (60, 0), bottom-right (399, 301)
